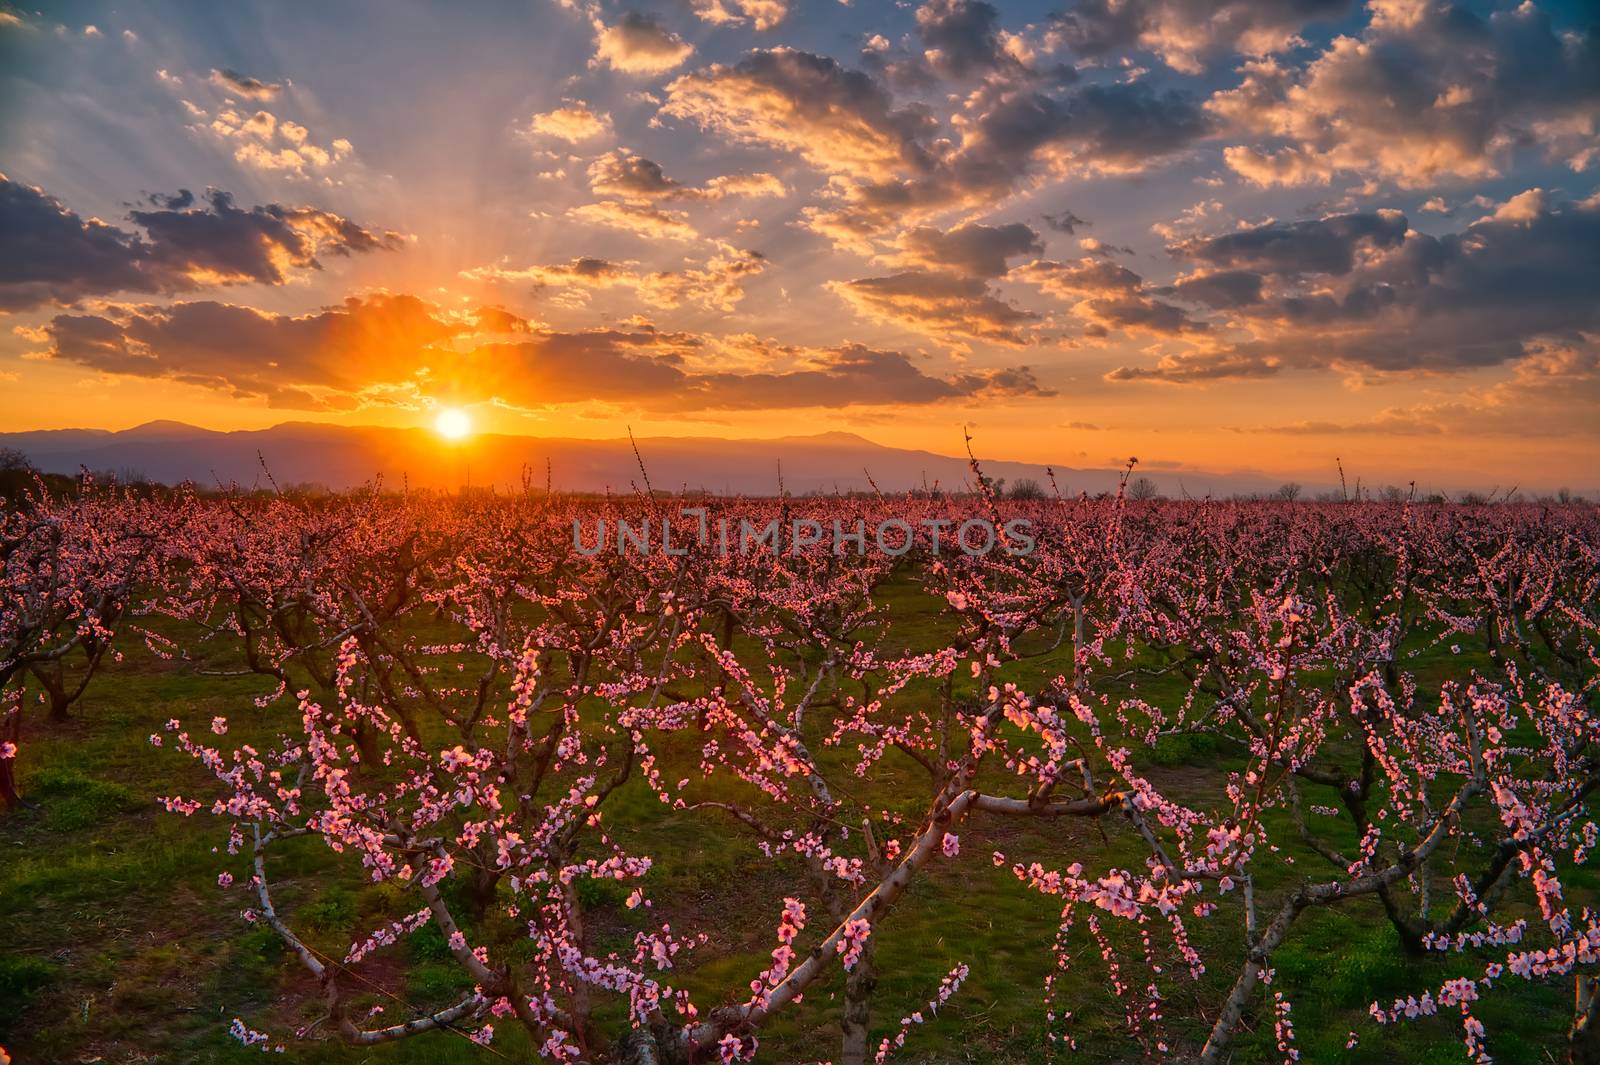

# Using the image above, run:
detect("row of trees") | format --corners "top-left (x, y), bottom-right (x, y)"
top-left (2, 474), bottom-right (1598, 1062)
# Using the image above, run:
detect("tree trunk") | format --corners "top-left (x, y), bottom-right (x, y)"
top-left (618, 1024), bottom-right (662, 1065)
top-left (0, 757), bottom-right (18, 810)
top-left (32, 662), bottom-right (71, 722)
top-left (461, 862), bottom-right (501, 920)
top-left (0, 704), bottom-right (21, 810)
top-left (840, 934), bottom-right (877, 1065)
top-left (1572, 975), bottom-right (1600, 1065)
top-left (1374, 882), bottom-right (1429, 956)
top-left (1071, 597), bottom-right (1087, 692)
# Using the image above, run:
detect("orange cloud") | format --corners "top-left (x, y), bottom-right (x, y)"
top-left (524, 101), bottom-right (613, 142)
top-left (464, 250), bottom-right (767, 312)
top-left (36, 295), bottom-right (1051, 413)
top-left (593, 12), bottom-right (693, 75)
top-left (830, 271), bottom-right (1039, 345)
top-left (567, 200), bottom-right (700, 241)
top-left (664, 49), bottom-right (937, 182)
top-left (691, 0), bottom-right (788, 31)
top-left (586, 149), bottom-right (786, 203)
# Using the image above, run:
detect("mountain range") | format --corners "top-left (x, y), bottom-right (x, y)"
top-left (0, 421), bottom-right (1288, 497)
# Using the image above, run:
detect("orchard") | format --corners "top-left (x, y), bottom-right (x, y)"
top-left (2, 475), bottom-right (1597, 1064)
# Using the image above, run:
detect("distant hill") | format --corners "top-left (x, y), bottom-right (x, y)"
top-left (0, 421), bottom-right (1284, 497)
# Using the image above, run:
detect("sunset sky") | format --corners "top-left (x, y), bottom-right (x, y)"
top-left (2, 0), bottom-right (1597, 489)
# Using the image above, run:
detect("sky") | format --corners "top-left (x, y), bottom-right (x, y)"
top-left (1, 0), bottom-right (1597, 490)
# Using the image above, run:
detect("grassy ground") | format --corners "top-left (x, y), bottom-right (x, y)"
top-left (0, 582), bottom-right (1581, 1063)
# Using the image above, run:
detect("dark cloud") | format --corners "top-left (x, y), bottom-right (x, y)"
top-left (208, 68), bottom-right (283, 100)
top-left (802, 80), bottom-right (1212, 247)
top-left (1171, 209), bottom-right (1408, 275)
top-left (1112, 191), bottom-right (1600, 382)
top-left (1049, 0), bottom-right (1352, 73)
top-left (588, 151), bottom-right (682, 200)
top-left (37, 295), bottom-right (1049, 412)
top-left (1042, 209), bottom-right (1088, 234)
top-left (915, 0), bottom-right (1012, 80)
top-left (1163, 269), bottom-right (1264, 308)
top-left (1017, 257), bottom-right (1205, 335)
top-left (0, 176), bottom-right (402, 313)
top-left (1018, 257), bottom-right (1142, 295)
top-left (147, 189), bottom-right (196, 210)
top-left (586, 150), bottom-right (785, 203)
top-left (830, 271), bottom-right (1040, 344)
top-left (1089, 293), bottom-right (1203, 334)
top-left (665, 48), bottom-right (939, 182)
top-left (891, 222), bottom-right (1043, 278)
top-left (959, 82), bottom-right (1214, 178)
top-left (863, 0), bottom-right (1073, 92)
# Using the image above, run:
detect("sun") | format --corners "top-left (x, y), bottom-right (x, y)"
top-left (434, 408), bottom-right (472, 441)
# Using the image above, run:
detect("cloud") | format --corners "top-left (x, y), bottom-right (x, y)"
top-left (691, 0), bottom-right (788, 31)
top-left (664, 48), bottom-right (938, 182)
top-left (568, 200), bottom-right (700, 241)
top-left (1170, 209), bottom-right (1409, 276)
top-left (594, 11), bottom-right (694, 75)
top-left (830, 271), bottom-right (1039, 344)
top-left (1042, 209), bottom-right (1088, 234)
top-left (1105, 349), bottom-right (1281, 383)
top-left (1017, 257), bottom-right (1204, 335)
top-left (464, 336), bottom-right (1051, 410)
top-left (1110, 191), bottom-right (1600, 382)
top-left (1163, 269), bottom-right (1264, 308)
top-left (1208, 4), bottom-right (1600, 187)
top-left (197, 105), bottom-right (354, 174)
top-left (1048, 0), bottom-right (1352, 74)
top-left (888, 222), bottom-right (1043, 278)
top-left (40, 294), bottom-right (457, 408)
top-left (464, 249), bottom-right (767, 311)
top-left (1219, 143), bottom-right (1333, 187)
top-left (37, 295), bottom-right (1050, 412)
top-left (0, 176), bottom-right (402, 313)
top-left (799, 79), bottom-right (1212, 242)
top-left (586, 149), bottom-right (786, 203)
top-left (1078, 236), bottom-right (1134, 257)
top-left (868, 0), bottom-right (1058, 91)
top-left (467, 257), bottom-right (635, 289)
top-left (915, 0), bottom-right (1015, 80)
top-left (959, 82), bottom-right (1214, 177)
top-left (1017, 257), bottom-right (1142, 296)
top-left (208, 68), bottom-right (283, 100)
top-left (699, 172), bottom-right (787, 200)
top-left (587, 150), bottom-right (681, 200)
top-left (524, 101), bottom-right (613, 142)
top-left (669, 46), bottom-right (1210, 251)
